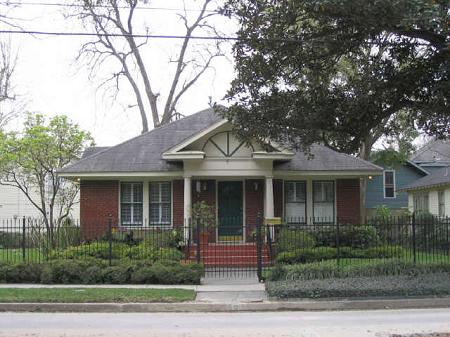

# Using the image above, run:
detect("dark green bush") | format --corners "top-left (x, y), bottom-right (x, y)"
top-left (277, 230), bottom-right (316, 253)
top-left (101, 264), bottom-right (134, 284)
top-left (266, 273), bottom-right (450, 299)
top-left (313, 225), bottom-right (380, 248)
top-left (0, 263), bottom-right (41, 283)
top-left (0, 259), bottom-right (204, 285)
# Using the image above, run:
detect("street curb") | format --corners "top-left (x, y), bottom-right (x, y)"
top-left (1, 297), bottom-right (450, 312)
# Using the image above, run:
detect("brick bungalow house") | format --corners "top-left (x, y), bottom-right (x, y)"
top-left (58, 108), bottom-right (382, 242)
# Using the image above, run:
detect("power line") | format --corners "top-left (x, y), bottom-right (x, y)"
top-left (0, 29), bottom-right (240, 41)
top-left (0, 1), bottom-right (220, 13)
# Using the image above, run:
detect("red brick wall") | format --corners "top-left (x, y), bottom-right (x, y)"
top-left (192, 179), bottom-right (216, 242)
top-left (336, 178), bottom-right (361, 224)
top-left (273, 179), bottom-right (283, 218)
top-left (80, 180), bottom-right (119, 239)
top-left (172, 180), bottom-right (184, 227)
top-left (245, 179), bottom-right (264, 242)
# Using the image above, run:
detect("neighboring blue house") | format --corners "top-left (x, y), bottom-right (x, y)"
top-left (365, 161), bottom-right (428, 216)
top-left (365, 139), bottom-right (450, 216)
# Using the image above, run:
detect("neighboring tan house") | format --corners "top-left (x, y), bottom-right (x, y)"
top-left (0, 184), bottom-right (80, 221)
top-left (58, 108), bottom-right (382, 241)
top-left (365, 161), bottom-right (429, 217)
top-left (401, 166), bottom-right (450, 217)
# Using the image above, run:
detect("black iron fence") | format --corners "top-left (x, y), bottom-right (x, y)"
top-left (1, 215), bottom-right (449, 280)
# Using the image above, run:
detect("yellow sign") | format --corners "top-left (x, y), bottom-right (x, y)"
top-left (265, 217), bottom-right (282, 225)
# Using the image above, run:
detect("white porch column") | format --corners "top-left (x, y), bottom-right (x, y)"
top-left (265, 176), bottom-right (274, 218)
top-left (183, 176), bottom-right (192, 240)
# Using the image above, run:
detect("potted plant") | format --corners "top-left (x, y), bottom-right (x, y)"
top-left (192, 201), bottom-right (216, 246)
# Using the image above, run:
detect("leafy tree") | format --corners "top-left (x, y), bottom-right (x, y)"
top-left (222, 0), bottom-right (449, 155)
top-left (0, 114), bottom-right (94, 245)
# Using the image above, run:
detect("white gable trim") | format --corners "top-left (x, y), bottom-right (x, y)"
top-left (164, 119), bottom-right (228, 154)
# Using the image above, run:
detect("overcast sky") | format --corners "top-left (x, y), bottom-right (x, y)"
top-left (1, 0), bottom-right (235, 146)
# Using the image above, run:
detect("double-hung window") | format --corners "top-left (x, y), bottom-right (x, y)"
top-left (120, 182), bottom-right (143, 226)
top-left (414, 192), bottom-right (429, 213)
top-left (284, 181), bottom-right (306, 223)
top-left (313, 181), bottom-right (335, 222)
top-left (149, 182), bottom-right (172, 225)
top-left (438, 190), bottom-right (445, 217)
top-left (384, 170), bottom-right (396, 198)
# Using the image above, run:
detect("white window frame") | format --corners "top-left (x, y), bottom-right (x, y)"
top-left (383, 170), bottom-right (396, 199)
top-left (284, 181), bottom-right (307, 223)
top-left (149, 181), bottom-right (172, 226)
top-left (120, 182), bottom-right (143, 226)
top-left (312, 181), bottom-right (335, 223)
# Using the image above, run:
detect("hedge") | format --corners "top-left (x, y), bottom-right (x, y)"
top-left (266, 259), bottom-right (450, 281)
top-left (275, 245), bottom-right (405, 264)
top-left (266, 273), bottom-right (450, 299)
top-left (48, 242), bottom-right (184, 262)
top-left (0, 259), bottom-right (204, 285)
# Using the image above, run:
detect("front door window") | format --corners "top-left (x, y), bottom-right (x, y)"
top-left (218, 181), bottom-right (243, 241)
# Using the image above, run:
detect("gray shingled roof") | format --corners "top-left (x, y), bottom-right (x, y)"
top-left (60, 108), bottom-right (381, 174)
top-left (274, 144), bottom-right (382, 171)
top-left (81, 147), bottom-right (110, 159)
top-left (60, 108), bottom-right (221, 173)
top-left (410, 139), bottom-right (450, 164)
top-left (400, 166), bottom-right (450, 191)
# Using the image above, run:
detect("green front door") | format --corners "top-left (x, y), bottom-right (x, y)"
top-left (218, 181), bottom-right (243, 241)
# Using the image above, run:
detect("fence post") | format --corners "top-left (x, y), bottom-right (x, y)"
top-left (195, 217), bottom-right (201, 264)
top-left (412, 213), bottom-right (417, 265)
top-left (22, 216), bottom-right (26, 263)
top-left (256, 213), bottom-right (263, 282)
top-left (108, 216), bottom-right (113, 267)
top-left (336, 219), bottom-right (341, 267)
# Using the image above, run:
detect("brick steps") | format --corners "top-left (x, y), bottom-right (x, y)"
top-left (185, 244), bottom-right (271, 267)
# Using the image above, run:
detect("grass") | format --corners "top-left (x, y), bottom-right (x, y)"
top-left (0, 288), bottom-right (196, 303)
top-left (0, 248), bottom-right (43, 263)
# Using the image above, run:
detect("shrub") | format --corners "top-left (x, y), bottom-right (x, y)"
top-left (0, 263), bottom-right (42, 283)
top-left (124, 244), bottom-right (184, 261)
top-left (102, 264), bottom-right (134, 284)
top-left (266, 273), bottom-right (450, 299)
top-left (48, 242), bottom-right (130, 260)
top-left (277, 230), bottom-right (316, 253)
top-left (313, 225), bottom-right (380, 248)
top-left (275, 245), bottom-right (405, 265)
top-left (130, 263), bottom-right (203, 285)
top-left (267, 259), bottom-right (450, 281)
top-left (40, 260), bottom-right (104, 284)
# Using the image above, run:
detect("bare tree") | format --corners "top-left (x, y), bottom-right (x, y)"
top-left (0, 39), bottom-right (20, 129)
top-left (74, 0), bottom-right (224, 133)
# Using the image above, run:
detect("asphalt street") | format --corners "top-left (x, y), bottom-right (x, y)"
top-left (1, 308), bottom-right (450, 337)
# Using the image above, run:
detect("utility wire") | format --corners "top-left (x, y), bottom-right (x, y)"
top-left (0, 29), bottom-right (240, 40)
top-left (0, 1), bottom-right (220, 13)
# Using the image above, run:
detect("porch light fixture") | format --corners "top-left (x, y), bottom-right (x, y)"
top-left (254, 182), bottom-right (259, 191)
top-left (196, 181), bottom-right (201, 193)
top-left (368, 176), bottom-right (373, 180)
top-left (202, 182), bottom-right (207, 191)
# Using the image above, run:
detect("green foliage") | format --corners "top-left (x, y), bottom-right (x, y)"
top-left (223, 0), bottom-right (449, 155)
top-left (49, 241), bottom-right (184, 262)
top-left (266, 273), bottom-right (450, 299)
top-left (371, 149), bottom-right (409, 169)
top-left (267, 259), bottom-right (450, 281)
top-left (275, 246), bottom-right (405, 264)
top-left (277, 229), bottom-right (316, 253)
top-left (192, 201), bottom-right (216, 229)
top-left (1, 259), bottom-right (204, 285)
top-left (313, 225), bottom-right (380, 248)
top-left (0, 114), bottom-right (94, 240)
top-left (0, 263), bottom-right (42, 283)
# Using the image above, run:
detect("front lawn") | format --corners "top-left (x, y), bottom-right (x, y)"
top-left (0, 288), bottom-right (195, 303)
top-left (0, 248), bottom-right (42, 264)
